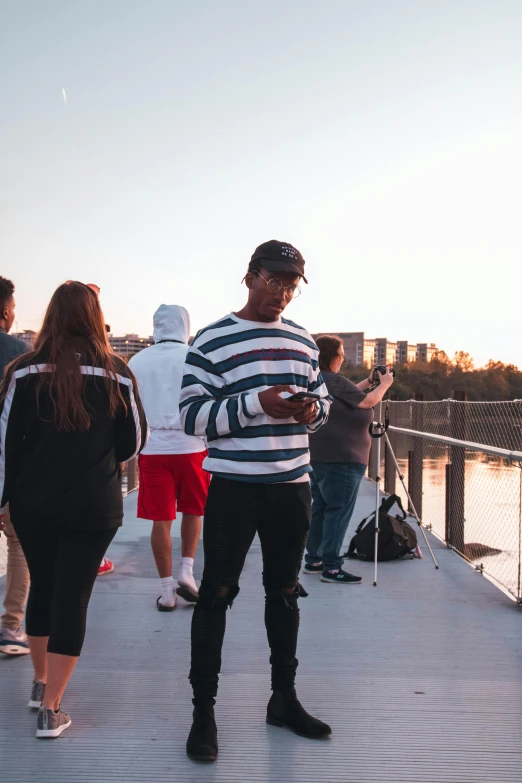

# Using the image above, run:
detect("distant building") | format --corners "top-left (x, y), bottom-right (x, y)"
top-left (396, 340), bottom-right (417, 364)
top-left (373, 338), bottom-right (397, 366)
top-left (416, 343), bottom-right (437, 363)
top-left (108, 334), bottom-right (153, 357)
top-left (311, 332), bottom-right (372, 367)
top-left (312, 331), bottom-right (439, 367)
top-left (12, 330), bottom-right (36, 350)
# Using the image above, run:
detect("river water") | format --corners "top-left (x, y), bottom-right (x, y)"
top-left (390, 447), bottom-right (522, 598)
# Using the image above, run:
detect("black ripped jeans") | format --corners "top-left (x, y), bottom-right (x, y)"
top-left (190, 477), bottom-right (311, 705)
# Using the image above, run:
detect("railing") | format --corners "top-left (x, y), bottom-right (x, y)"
top-left (3, 408), bottom-right (521, 594)
top-left (122, 457), bottom-right (139, 495)
top-left (369, 398), bottom-right (522, 602)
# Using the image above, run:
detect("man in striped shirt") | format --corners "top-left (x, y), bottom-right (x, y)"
top-left (180, 240), bottom-right (333, 761)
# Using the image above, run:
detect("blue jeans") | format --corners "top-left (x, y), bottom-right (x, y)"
top-left (305, 462), bottom-right (367, 570)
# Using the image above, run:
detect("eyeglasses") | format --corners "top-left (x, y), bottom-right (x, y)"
top-left (254, 271), bottom-right (301, 298)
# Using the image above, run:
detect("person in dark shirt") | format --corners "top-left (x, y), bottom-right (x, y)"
top-left (304, 335), bottom-right (394, 584)
top-left (0, 276), bottom-right (27, 372)
top-left (0, 281), bottom-right (148, 738)
top-left (0, 277), bottom-right (30, 657)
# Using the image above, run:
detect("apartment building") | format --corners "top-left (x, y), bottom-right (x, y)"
top-left (11, 330), bottom-right (37, 350)
top-left (108, 333), bottom-right (153, 357)
top-left (312, 331), bottom-right (438, 367)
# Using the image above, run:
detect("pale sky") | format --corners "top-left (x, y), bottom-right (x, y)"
top-left (2, 0), bottom-right (521, 367)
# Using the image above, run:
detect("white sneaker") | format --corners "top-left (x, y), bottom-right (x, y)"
top-left (0, 626), bottom-right (30, 655)
top-left (36, 706), bottom-right (72, 738)
top-left (29, 680), bottom-right (46, 709)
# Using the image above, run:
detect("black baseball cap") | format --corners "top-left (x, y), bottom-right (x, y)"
top-left (250, 240), bottom-right (308, 284)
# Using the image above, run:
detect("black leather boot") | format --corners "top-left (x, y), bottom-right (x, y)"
top-left (266, 688), bottom-right (331, 739)
top-left (186, 704), bottom-right (218, 761)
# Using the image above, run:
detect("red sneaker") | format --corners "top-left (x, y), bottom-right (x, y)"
top-left (97, 558), bottom-right (114, 576)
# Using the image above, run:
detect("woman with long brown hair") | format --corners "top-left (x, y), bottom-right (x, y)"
top-left (0, 281), bottom-right (148, 738)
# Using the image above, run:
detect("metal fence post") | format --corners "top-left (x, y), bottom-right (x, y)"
top-left (445, 462), bottom-right (452, 545)
top-left (518, 468), bottom-right (522, 603)
top-left (127, 457), bottom-right (137, 493)
top-left (407, 393), bottom-right (424, 517)
top-left (449, 390), bottom-right (466, 553)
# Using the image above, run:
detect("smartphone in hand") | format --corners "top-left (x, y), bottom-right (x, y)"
top-left (284, 392), bottom-right (321, 402)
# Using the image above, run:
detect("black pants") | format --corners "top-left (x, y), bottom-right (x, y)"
top-left (190, 477), bottom-right (311, 704)
top-left (13, 522), bottom-right (117, 657)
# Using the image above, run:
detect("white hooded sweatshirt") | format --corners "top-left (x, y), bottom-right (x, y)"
top-left (129, 305), bottom-right (205, 455)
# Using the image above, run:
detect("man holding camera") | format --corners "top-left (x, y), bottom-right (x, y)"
top-left (179, 240), bottom-right (332, 761)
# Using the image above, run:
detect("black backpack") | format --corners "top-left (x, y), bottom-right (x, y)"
top-left (345, 494), bottom-right (418, 562)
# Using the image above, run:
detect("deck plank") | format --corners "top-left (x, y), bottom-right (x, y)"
top-left (1, 478), bottom-right (522, 783)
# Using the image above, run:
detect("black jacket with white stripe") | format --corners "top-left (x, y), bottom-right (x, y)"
top-left (0, 353), bottom-right (148, 530)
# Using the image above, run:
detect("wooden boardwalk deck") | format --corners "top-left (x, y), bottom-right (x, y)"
top-left (1, 478), bottom-right (522, 783)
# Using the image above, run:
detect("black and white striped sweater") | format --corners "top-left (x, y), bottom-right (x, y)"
top-left (179, 313), bottom-right (331, 483)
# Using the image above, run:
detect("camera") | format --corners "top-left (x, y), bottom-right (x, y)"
top-left (370, 365), bottom-right (395, 388)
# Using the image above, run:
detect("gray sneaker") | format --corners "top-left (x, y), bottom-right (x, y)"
top-left (28, 680), bottom-right (46, 709)
top-left (0, 625), bottom-right (30, 655)
top-left (36, 707), bottom-right (72, 738)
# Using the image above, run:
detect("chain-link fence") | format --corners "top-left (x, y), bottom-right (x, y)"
top-left (122, 457), bottom-right (139, 495)
top-left (369, 400), bottom-right (522, 601)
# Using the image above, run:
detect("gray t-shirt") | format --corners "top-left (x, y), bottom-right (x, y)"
top-left (309, 371), bottom-right (373, 465)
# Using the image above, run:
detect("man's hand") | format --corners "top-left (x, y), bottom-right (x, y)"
top-left (293, 402), bottom-right (319, 425)
top-left (258, 385), bottom-right (312, 420)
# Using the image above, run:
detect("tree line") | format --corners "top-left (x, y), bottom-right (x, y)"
top-left (342, 351), bottom-right (522, 401)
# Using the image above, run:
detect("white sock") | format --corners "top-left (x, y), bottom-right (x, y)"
top-left (180, 557), bottom-right (194, 573)
top-left (159, 576), bottom-right (176, 607)
top-left (178, 558), bottom-right (198, 595)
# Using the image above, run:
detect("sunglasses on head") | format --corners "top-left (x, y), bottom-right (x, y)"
top-left (65, 281), bottom-right (100, 296)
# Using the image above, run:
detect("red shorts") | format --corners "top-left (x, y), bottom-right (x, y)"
top-left (137, 452), bottom-right (210, 521)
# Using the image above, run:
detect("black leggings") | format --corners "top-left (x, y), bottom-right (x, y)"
top-left (13, 522), bottom-right (117, 657)
top-left (190, 477), bottom-right (311, 704)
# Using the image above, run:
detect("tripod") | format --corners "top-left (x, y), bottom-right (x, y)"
top-left (370, 399), bottom-right (439, 586)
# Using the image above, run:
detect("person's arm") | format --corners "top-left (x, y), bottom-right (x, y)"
top-left (294, 371), bottom-right (332, 432)
top-left (0, 369), bottom-right (26, 511)
top-left (357, 368), bottom-right (395, 409)
top-left (179, 346), bottom-right (262, 439)
top-left (356, 375), bottom-right (372, 391)
top-left (114, 373), bottom-right (149, 462)
top-left (179, 347), bottom-right (312, 439)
